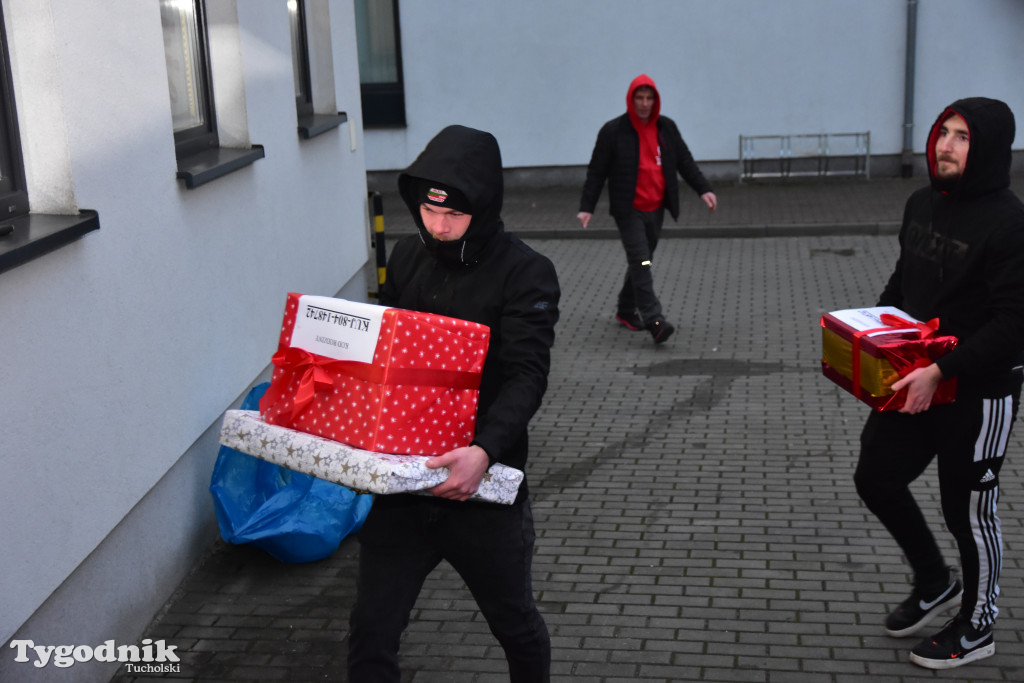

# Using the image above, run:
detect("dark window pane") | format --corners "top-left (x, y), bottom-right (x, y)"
top-left (0, 1), bottom-right (27, 217)
top-left (355, 0), bottom-right (398, 84)
top-left (288, 0), bottom-right (313, 115)
top-left (354, 0), bottom-right (405, 126)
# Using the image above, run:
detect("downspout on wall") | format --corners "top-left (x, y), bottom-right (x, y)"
top-left (901, 0), bottom-right (918, 177)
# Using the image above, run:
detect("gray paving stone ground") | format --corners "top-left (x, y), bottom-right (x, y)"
top-left (112, 175), bottom-right (1024, 682)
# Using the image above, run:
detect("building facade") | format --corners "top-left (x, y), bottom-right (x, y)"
top-left (0, 2), bottom-right (371, 681)
top-left (360, 0), bottom-right (1024, 181)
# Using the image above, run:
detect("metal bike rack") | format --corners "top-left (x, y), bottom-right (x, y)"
top-left (739, 131), bottom-right (870, 182)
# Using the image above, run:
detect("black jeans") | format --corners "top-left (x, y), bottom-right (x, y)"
top-left (855, 388), bottom-right (1019, 628)
top-left (347, 494), bottom-right (550, 682)
top-left (614, 207), bottom-right (665, 325)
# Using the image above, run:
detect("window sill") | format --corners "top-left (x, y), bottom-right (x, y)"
top-left (176, 144), bottom-right (265, 189)
top-left (0, 210), bottom-right (100, 274)
top-left (298, 112), bottom-right (348, 139)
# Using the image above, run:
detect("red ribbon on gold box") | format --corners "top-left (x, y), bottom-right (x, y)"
top-left (821, 306), bottom-right (958, 411)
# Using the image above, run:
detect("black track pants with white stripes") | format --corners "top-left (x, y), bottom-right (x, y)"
top-left (855, 388), bottom-right (1019, 629)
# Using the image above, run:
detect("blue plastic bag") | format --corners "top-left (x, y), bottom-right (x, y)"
top-left (210, 382), bottom-right (372, 563)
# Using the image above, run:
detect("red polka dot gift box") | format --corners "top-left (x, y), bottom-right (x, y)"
top-left (259, 294), bottom-right (490, 456)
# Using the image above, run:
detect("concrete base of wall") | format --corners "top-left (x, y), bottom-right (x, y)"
top-left (0, 265), bottom-right (373, 683)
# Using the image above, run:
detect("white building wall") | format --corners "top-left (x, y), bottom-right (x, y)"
top-left (914, 0), bottom-right (1024, 152)
top-left (0, 1), bottom-right (369, 679)
top-left (364, 0), bottom-right (1024, 173)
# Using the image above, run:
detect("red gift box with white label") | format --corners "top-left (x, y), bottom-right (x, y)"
top-left (259, 293), bottom-right (490, 456)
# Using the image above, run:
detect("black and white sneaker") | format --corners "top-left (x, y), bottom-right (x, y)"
top-left (909, 616), bottom-right (995, 669)
top-left (884, 573), bottom-right (963, 638)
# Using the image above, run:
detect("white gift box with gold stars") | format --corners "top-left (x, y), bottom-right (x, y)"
top-left (219, 410), bottom-right (523, 505)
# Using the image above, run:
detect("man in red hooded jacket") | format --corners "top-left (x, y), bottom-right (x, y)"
top-left (577, 74), bottom-right (717, 344)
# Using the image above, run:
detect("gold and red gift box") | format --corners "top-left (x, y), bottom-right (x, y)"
top-left (259, 294), bottom-right (490, 456)
top-left (820, 306), bottom-right (958, 411)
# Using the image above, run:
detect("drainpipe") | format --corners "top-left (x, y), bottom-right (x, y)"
top-left (901, 0), bottom-right (918, 177)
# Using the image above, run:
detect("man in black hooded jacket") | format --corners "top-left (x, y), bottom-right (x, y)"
top-left (347, 125), bottom-right (559, 682)
top-left (854, 97), bottom-right (1024, 669)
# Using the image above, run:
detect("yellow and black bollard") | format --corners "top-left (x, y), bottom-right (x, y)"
top-left (368, 191), bottom-right (386, 299)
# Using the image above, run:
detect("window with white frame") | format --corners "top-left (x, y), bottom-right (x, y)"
top-left (158, 0), bottom-right (263, 189)
top-left (160, 0), bottom-right (217, 159)
top-left (290, 0), bottom-right (348, 140)
top-left (0, 0), bottom-right (99, 274)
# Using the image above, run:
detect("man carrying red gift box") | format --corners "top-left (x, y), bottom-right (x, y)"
top-left (347, 126), bottom-right (560, 682)
top-left (852, 97), bottom-right (1024, 670)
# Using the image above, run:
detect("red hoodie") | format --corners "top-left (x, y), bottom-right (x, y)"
top-left (627, 74), bottom-right (665, 211)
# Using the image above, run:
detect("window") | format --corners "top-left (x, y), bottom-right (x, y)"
top-left (0, 3), bottom-right (26, 222)
top-left (290, 0), bottom-right (348, 140)
top-left (0, 0), bottom-right (99, 274)
top-left (159, 0), bottom-right (264, 189)
top-left (289, 0), bottom-right (314, 119)
top-left (160, 0), bottom-right (217, 159)
top-left (355, 0), bottom-right (405, 127)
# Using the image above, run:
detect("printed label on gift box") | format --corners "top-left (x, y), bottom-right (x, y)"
top-left (828, 306), bottom-right (923, 337)
top-left (290, 296), bottom-right (386, 363)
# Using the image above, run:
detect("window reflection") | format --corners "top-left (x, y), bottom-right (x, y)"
top-left (355, 0), bottom-right (398, 84)
top-left (289, 0), bottom-right (312, 114)
top-left (160, 0), bottom-right (207, 133)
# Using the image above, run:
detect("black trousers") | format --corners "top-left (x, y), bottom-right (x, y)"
top-left (347, 494), bottom-right (550, 682)
top-left (614, 207), bottom-right (665, 325)
top-left (855, 388), bottom-right (1019, 629)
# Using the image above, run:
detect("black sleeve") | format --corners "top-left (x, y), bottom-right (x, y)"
top-left (579, 121), bottom-right (615, 213)
top-left (936, 219), bottom-right (1024, 380)
top-left (470, 253), bottom-right (560, 465)
top-left (876, 200), bottom-right (914, 307)
top-left (666, 119), bottom-right (712, 196)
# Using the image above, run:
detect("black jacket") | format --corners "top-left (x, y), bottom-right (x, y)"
top-left (383, 125), bottom-right (560, 494)
top-left (878, 97), bottom-right (1024, 397)
top-left (579, 113), bottom-right (712, 220)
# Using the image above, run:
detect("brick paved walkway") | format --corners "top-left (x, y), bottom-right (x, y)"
top-left (112, 177), bottom-right (1024, 682)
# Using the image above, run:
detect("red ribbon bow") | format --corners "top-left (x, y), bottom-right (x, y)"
top-left (263, 346), bottom-right (485, 425)
top-left (270, 347), bottom-right (347, 422)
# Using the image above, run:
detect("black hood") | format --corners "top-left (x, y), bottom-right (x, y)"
top-left (926, 97), bottom-right (1015, 200)
top-left (398, 125), bottom-right (504, 267)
